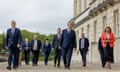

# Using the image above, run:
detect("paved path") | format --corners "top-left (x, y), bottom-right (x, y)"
top-left (0, 61), bottom-right (120, 72)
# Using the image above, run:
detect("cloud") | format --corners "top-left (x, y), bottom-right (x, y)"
top-left (0, 0), bottom-right (73, 34)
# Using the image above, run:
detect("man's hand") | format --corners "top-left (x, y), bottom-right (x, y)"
top-left (77, 51), bottom-right (79, 55)
top-left (17, 44), bottom-right (20, 48)
top-left (58, 46), bottom-right (61, 50)
top-left (106, 39), bottom-right (110, 42)
top-left (5, 46), bottom-right (8, 50)
top-left (19, 48), bottom-right (22, 51)
top-left (52, 48), bottom-right (54, 51)
top-left (73, 48), bottom-right (76, 52)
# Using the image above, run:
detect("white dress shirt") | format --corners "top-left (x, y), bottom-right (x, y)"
top-left (33, 40), bottom-right (37, 50)
top-left (81, 38), bottom-right (85, 49)
top-left (57, 34), bottom-right (61, 39)
top-left (67, 29), bottom-right (71, 34)
top-left (25, 42), bottom-right (29, 50)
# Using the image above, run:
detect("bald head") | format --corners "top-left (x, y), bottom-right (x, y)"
top-left (25, 38), bottom-right (29, 42)
top-left (33, 35), bottom-right (38, 40)
top-left (81, 33), bottom-right (85, 38)
top-left (11, 20), bottom-right (16, 28)
top-left (57, 27), bottom-right (61, 34)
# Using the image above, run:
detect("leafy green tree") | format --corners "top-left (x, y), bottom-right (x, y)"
top-left (0, 29), bottom-right (55, 61)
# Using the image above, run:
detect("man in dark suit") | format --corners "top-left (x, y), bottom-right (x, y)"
top-left (5, 20), bottom-right (22, 70)
top-left (52, 28), bottom-right (61, 67)
top-left (31, 35), bottom-right (42, 66)
top-left (59, 22), bottom-right (76, 69)
top-left (79, 33), bottom-right (89, 67)
top-left (98, 37), bottom-right (105, 68)
top-left (43, 39), bottom-right (51, 65)
top-left (22, 38), bottom-right (31, 65)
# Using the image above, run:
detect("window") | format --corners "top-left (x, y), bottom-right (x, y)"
top-left (74, 0), bottom-right (77, 16)
top-left (81, 28), bottom-right (84, 33)
top-left (94, 21), bottom-right (97, 41)
top-left (87, 25), bottom-right (90, 39)
top-left (103, 16), bottom-right (107, 30)
top-left (79, 0), bottom-right (82, 13)
top-left (114, 10), bottom-right (119, 36)
top-left (84, 0), bottom-right (87, 9)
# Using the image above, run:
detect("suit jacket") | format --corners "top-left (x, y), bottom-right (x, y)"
top-left (79, 38), bottom-right (89, 51)
top-left (52, 34), bottom-right (61, 49)
top-left (101, 32), bottom-right (115, 48)
top-left (31, 40), bottom-right (42, 51)
top-left (60, 29), bottom-right (76, 49)
top-left (43, 43), bottom-right (51, 53)
top-left (22, 41), bottom-right (31, 51)
top-left (5, 28), bottom-right (22, 48)
top-left (98, 38), bottom-right (103, 50)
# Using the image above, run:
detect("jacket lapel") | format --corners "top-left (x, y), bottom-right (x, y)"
top-left (12, 28), bottom-right (17, 38)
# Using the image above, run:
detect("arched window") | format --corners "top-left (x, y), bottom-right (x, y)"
top-left (114, 10), bottom-right (119, 36)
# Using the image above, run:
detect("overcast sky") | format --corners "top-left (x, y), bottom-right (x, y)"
top-left (0, 0), bottom-right (73, 34)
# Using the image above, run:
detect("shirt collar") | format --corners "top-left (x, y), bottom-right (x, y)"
top-left (11, 27), bottom-right (15, 30)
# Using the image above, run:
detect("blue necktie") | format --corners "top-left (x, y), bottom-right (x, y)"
top-left (11, 29), bottom-right (15, 36)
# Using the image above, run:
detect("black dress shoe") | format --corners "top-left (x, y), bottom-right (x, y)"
top-left (13, 66), bottom-right (18, 69)
top-left (26, 63), bottom-right (29, 65)
top-left (35, 64), bottom-right (37, 66)
top-left (82, 64), bottom-right (86, 67)
top-left (6, 66), bottom-right (11, 70)
top-left (57, 64), bottom-right (60, 68)
top-left (33, 64), bottom-right (37, 66)
top-left (45, 63), bottom-right (47, 66)
top-left (54, 64), bottom-right (56, 67)
top-left (64, 65), bottom-right (67, 69)
top-left (33, 64), bottom-right (35, 66)
top-left (67, 66), bottom-right (71, 70)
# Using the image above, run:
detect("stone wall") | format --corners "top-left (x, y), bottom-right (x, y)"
top-left (72, 2), bottom-right (120, 64)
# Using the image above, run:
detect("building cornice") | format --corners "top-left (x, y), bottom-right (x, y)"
top-left (89, 0), bottom-right (97, 5)
top-left (89, 0), bottom-right (120, 17)
top-left (70, 7), bottom-right (90, 22)
top-left (73, 0), bottom-right (120, 29)
top-left (73, 16), bottom-right (89, 29)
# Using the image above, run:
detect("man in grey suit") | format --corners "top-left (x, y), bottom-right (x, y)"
top-left (52, 28), bottom-right (61, 68)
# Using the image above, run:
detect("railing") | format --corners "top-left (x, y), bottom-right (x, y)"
top-left (0, 43), bottom-right (8, 62)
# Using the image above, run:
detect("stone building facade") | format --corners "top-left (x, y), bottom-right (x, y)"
top-left (71, 0), bottom-right (120, 63)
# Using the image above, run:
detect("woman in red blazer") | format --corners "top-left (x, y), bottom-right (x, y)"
top-left (101, 26), bottom-right (115, 69)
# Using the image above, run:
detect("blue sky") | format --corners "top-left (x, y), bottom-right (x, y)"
top-left (0, 0), bottom-right (73, 34)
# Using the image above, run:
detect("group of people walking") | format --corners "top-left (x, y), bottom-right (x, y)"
top-left (5, 20), bottom-right (115, 70)
top-left (5, 20), bottom-right (52, 70)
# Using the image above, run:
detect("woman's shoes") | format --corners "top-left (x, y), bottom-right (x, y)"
top-left (105, 62), bottom-right (111, 69)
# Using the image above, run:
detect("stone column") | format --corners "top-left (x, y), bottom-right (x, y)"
top-left (73, 0), bottom-right (77, 17)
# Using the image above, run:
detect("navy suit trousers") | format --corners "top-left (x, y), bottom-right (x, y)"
top-left (8, 47), bottom-right (20, 67)
top-left (62, 45), bottom-right (73, 67)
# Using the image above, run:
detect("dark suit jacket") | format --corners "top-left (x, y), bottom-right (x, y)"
top-left (60, 29), bottom-right (76, 49)
top-left (43, 43), bottom-right (51, 53)
top-left (5, 28), bottom-right (22, 48)
top-left (31, 40), bottom-right (42, 51)
top-left (52, 34), bottom-right (61, 49)
top-left (98, 38), bottom-right (103, 51)
top-left (79, 38), bottom-right (89, 51)
top-left (22, 42), bottom-right (31, 51)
